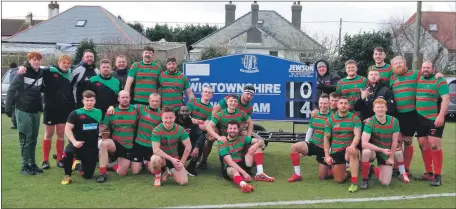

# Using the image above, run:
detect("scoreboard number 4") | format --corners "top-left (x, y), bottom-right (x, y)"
top-left (286, 81), bottom-right (313, 118)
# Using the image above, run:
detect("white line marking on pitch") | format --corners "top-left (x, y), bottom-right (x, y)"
top-left (166, 193), bottom-right (456, 208)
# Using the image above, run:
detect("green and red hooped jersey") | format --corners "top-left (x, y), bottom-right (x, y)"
top-left (128, 61), bottom-right (162, 103)
top-left (325, 112), bottom-right (362, 154)
top-left (135, 105), bottom-right (161, 147)
top-left (151, 123), bottom-right (189, 158)
top-left (102, 105), bottom-right (138, 149)
top-left (416, 75), bottom-right (449, 120)
top-left (363, 115), bottom-right (400, 160)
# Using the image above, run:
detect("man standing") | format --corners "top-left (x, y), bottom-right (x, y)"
top-left (111, 55), bottom-right (129, 90)
top-left (315, 59), bottom-right (341, 107)
top-left (175, 105), bottom-right (206, 176)
top-left (360, 98), bottom-right (401, 190)
top-left (414, 60), bottom-right (449, 186)
top-left (158, 57), bottom-right (194, 110)
top-left (150, 106), bottom-right (192, 187)
top-left (289, 93), bottom-right (332, 182)
top-left (87, 59), bottom-right (120, 117)
top-left (124, 46), bottom-right (162, 105)
top-left (336, 60), bottom-right (368, 113)
top-left (218, 121), bottom-right (274, 193)
top-left (5, 52), bottom-right (44, 175)
top-left (367, 47), bottom-right (393, 86)
top-left (324, 96), bottom-right (362, 192)
top-left (71, 49), bottom-right (99, 108)
top-left (97, 90), bottom-right (138, 182)
top-left (188, 86), bottom-right (214, 131)
top-left (61, 90), bottom-right (102, 184)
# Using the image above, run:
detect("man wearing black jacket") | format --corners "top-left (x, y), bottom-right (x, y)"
top-left (71, 49), bottom-right (100, 108)
top-left (5, 52), bottom-right (44, 175)
top-left (315, 60), bottom-right (341, 108)
top-left (111, 55), bottom-right (129, 90)
top-left (176, 105), bottom-right (206, 176)
top-left (354, 68), bottom-right (396, 122)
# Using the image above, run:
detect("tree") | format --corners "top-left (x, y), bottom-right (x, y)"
top-left (383, 16), bottom-right (456, 74)
top-left (96, 36), bottom-right (143, 67)
top-left (335, 31), bottom-right (394, 77)
top-left (200, 45), bottom-right (228, 60)
top-left (127, 21), bottom-right (145, 35)
top-left (73, 39), bottom-right (97, 65)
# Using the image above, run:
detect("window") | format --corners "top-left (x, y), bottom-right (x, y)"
top-left (1, 70), bottom-right (12, 84)
top-left (429, 24), bottom-right (438, 32)
top-left (76, 20), bottom-right (87, 27)
top-left (269, 51), bottom-right (278, 56)
top-left (449, 81), bottom-right (456, 104)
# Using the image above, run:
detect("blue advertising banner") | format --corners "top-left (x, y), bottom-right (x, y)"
top-left (184, 54), bottom-right (317, 121)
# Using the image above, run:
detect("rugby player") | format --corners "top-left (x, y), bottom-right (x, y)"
top-left (360, 98), bottom-right (401, 189)
top-left (61, 90), bottom-right (102, 184)
top-left (336, 60), bottom-right (368, 114)
top-left (329, 92), bottom-right (340, 113)
top-left (367, 47), bottom-right (393, 85)
top-left (97, 90), bottom-right (138, 182)
top-left (188, 86), bottom-right (214, 131)
top-left (111, 55), bottom-right (129, 90)
top-left (204, 95), bottom-right (254, 169)
top-left (175, 105), bottom-right (206, 176)
top-left (324, 96), bottom-right (362, 192)
top-left (414, 60), bottom-right (449, 186)
top-left (87, 59), bottom-right (120, 117)
top-left (158, 57), bottom-right (194, 110)
top-left (124, 46), bottom-right (162, 105)
top-left (150, 106), bottom-right (192, 187)
top-left (218, 120), bottom-right (274, 193)
top-left (72, 49), bottom-right (99, 108)
top-left (289, 93), bottom-right (332, 182)
top-left (212, 85), bottom-right (255, 115)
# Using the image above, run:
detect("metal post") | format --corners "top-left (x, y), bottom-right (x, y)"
top-left (338, 18), bottom-right (342, 57)
top-left (412, 1), bottom-right (422, 70)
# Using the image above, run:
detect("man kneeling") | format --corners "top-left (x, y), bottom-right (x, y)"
top-left (219, 121), bottom-right (274, 193)
top-left (150, 106), bottom-right (192, 187)
top-left (360, 98), bottom-right (400, 189)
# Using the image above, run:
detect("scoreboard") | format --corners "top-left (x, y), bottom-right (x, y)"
top-left (184, 54), bottom-right (316, 121)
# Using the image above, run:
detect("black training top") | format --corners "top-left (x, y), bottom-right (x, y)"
top-left (67, 108), bottom-right (102, 147)
top-left (42, 66), bottom-right (75, 111)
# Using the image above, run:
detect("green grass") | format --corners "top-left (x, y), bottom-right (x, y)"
top-left (2, 115), bottom-right (456, 208)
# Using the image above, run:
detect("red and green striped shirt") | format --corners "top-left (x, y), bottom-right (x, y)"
top-left (390, 69), bottom-right (420, 113)
top-left (218, 135), bottom-right (252, 168)
top-left (158, 70), bottom-right (190, 110)
top-left (416, 75), bottom-right (449, 120)
top-left (211, 108), bottom-right (250, 136)
top-left (151, 123), bottom-right (189, 158)
top-left (135, 105), bottom-right (161, 147)
top-left (128, 61), bottom-right (162, 103)
top-left (102, 105), bottom-right (138, 149)
top-left (309, 111), bottom-right (331, 148)
top-left (336, 75), bottom-right (367, 109)
top-left (325, 112), bottom-right (362, 154)
top-left (363, 115), bottom-right (400, 160)
top-left (368, 64), bottom-right (392, 84)
top-left (218, 95), bottom-right (254, 115)
top-left (187, 98), bottom-right (213, 121)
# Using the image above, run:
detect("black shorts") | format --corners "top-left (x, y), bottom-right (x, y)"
top-left (306, 142), bottom-right (326, 165)
top-left (165, 159), bottom-right (175, 169)
top-left (416, 114), bottom-right (445, 138)
top-left (220, 157), bottom-right (250, 179)
top-left (43, 108), bottom-right (72, 125)
top-left (131, 143), bottom-right (153, 163)
top-left (330, 150), bottom-right (346, 165)
top-left (397, 110), bottom-right (418, 137)
top-left (376, 154), bottom-right (390, 166)
top-left (110, 141), bottom-right (133, 161)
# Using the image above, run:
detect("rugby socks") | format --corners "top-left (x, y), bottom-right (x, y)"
top-left (99, 167), bottom-right (107, 175)
top-left (290, 153), bottom-right (301, 175)
top-left (56, 139), bottom-right (64, 161)
top-left (403, 146), bottom-right (414, 172)
top-left (373, 167), bottom-right (380, 179)
top-left (351, 176), bottom-right (358, 184)
top-left (361, 162), bottom-right (370, 180)
top-left (154, 171), bottom-right (161, 177)
top-left (254, 153), bottom-right (264, 174)
top-left (422, 149), bottom-right (433, 173)
top-left (42, 139), bottom-right (51, 162)
top-left (432, 149), bottom-right (443, 175)
top-left (397, 161), bottom-right (406, 175)
top-left (233, 175), bottom-right (246, 186)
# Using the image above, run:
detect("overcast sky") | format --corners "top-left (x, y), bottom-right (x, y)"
top-left (1, 1), bottom-right (455, 39)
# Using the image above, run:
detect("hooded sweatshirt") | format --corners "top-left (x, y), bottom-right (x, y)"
top-left (315, 59), bottom-right (341, 106)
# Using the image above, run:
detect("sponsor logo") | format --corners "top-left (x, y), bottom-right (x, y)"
top-left (53, 73), bottom-right (59, 78)
top-left (240, 55), bottom-right (259, 74)
top-left (334, 123), bottom-right (340, 128)
top-left (80, 115), bottom-right (86, 119)
top-left (96, 82), bottom-right (102, 87)
top-left (288, 64), bottom-right (314, 77)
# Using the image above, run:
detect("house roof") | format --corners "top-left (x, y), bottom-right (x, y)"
top-left (192, 10), bottom-right (324, 51)
top-left (1, 19), bottom-right (44, 36)
top-left (2, 5), bottom-right (152, 45)
top-left (405, 11), bottom-right (456, 51)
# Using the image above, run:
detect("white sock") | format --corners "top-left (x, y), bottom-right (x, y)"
top-left (256, 164), bottom-right (264, 174)
top-left (398, 165), bottom-right (406, 175)
top-left (294, 166), bottom-right (301, 175)
top-left (169, 168), bottom-right (175, 174)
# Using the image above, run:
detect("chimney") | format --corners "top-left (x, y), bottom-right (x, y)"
top-left (251, 1), bottom-right (259, 28)
top-left (25, 12), bottom-right (33, 26)
top-left (291, 1), bottom-right (302, 29)
top-left (225, 1), bottom-right (236, 26)
top-left (48, 1), bottom-right (59, 19)
top-left (53, 2), bottom-right (60, 17)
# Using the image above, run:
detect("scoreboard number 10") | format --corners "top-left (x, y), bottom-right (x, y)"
top-left (285, 81), bottom-right (313, 119)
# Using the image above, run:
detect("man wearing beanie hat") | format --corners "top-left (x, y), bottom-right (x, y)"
top-left (314, 60), bottom-right (341, 108)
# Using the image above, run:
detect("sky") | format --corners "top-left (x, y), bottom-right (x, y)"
top-left (1, 1), bottom-right (455, 39)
